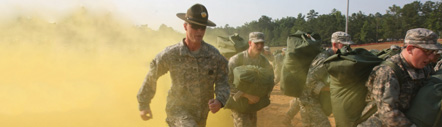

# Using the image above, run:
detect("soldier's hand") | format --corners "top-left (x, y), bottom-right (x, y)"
top-left (242, 93), bottom-right (260, 104)
top-left (208, 99), bottom-right (222, 113)
top-left (140, 108), bottom-right (153, 121)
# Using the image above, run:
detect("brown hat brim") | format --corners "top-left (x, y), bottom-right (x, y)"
top-left (177, 13), bottom-right (216, 26)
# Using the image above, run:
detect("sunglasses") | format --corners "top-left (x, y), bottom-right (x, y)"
top-left (413, 46), bottom-right (438, 55)
top-left (189, 23), bottom-right (206, 30)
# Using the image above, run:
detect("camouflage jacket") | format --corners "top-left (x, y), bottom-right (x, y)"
top-left (137, 40), bottom-right (230, 116)
top-left (228, 50), bottom-right (274, 95)
top-left (273, 53), bottom-right (285, 82)
top-left (300, 48), bottom-right (334, 101)
top-left (362, 53), bottom-right (433, 127)
top-left (262, 52), bottom-right (274, 63)
top-left (434, 59), bottom-right (442, 71)
top-left (274, 53), bottom-right (284, 72)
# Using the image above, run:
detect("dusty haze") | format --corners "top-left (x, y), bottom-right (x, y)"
top-left (0, 8), bottom-right (233, 127)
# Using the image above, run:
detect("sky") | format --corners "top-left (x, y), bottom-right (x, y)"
top-left (0, 0), bottom-right (437, 33)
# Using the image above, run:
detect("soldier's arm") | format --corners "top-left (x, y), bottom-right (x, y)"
top-left (214, 57), bottom-right (230, 106)
top-left (264, 59), bottom-right (275, 94)
top-left (305, 55), bottom-right (328, 96)
top-left (137, 52), bottom-right (169, 111)
top-left (227, 55), bottom-right (250, 101)
top-left (372, 66), bottom-right (414, 126)
top-left (227, 55), bottom-right (239, 94)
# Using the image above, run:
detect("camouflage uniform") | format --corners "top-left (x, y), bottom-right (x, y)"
top-left (434, 59), bottom-right (442, 71)
top-left (137, 40), bottom-right (230, 127)
top-left (278, 51), bottom-right (300, 127)
top-left (273, 53), bottom-right (285, 84)
top-left (298, 48), bottom-right (334, 127)
top-left (228, 50), bottom-right (274, 127)
top-left (282, 98), bottom-right (301, 127)
top-left (358, 54), bottom-right (433, 127)
top-left (263, 46), bottom-right (274, 63)
top-left (262, 53), bottom-right (274, 64)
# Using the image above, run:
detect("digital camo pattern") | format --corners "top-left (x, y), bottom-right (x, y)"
top-left (228, 50), bottom-right (274, 95)
top-left (228, 50), bottom-right (274, 127)
top-left (434, 59), bottom-right (442, 72)
top-left (273, 53), bottom-right (284, 84)
top-left (137, 40), bottom-right (230, 127)
top-left (282, 98), bottom-right (300, 127)
top-left (298, 48), bottom-right (334, 127)
top-left (231, 111), bottom-right (258, 127)
top-left (359, 54), bottom-right (433, 127)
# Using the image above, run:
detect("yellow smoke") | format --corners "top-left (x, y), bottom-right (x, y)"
top-left (0, 8), bottom-right (232, 127)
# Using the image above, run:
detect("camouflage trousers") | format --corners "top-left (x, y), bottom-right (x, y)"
top-left (231, 110), bottom-right (257, 127)
top-left (282, 98), bottom-right (301, 127)
top-left (357, 116), bottom-right (383, 127)
top-left (299, 98), bottom-right (331, 127)
top-left (357, 103), bottom-right (383, 127)
top-left (286, 98), bottom-right (301, 119)
top-left (166, 112), bottom-right (208, 127)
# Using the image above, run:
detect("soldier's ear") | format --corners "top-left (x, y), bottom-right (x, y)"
top-left (405, 45), bottom-right (414, 54)
top-left (331, 42), bottom-right (339, 48)
top-left (184, 23), bottom-right (188, 31)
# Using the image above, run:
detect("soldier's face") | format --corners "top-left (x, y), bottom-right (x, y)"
top-left (335, 43), bottom-right (347, 49)
top-left (184, 23), bottom-right (206, 43)
top-left (407, 45), bottom-right (437, 69)
top-left (332, 42), bottom-right (347, 53)
top-left (249, 42), bottom-right (264, 54)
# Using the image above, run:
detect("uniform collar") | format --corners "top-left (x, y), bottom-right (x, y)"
top-left (179, 39), bottom-right (210, 57)
top-left (244, 50), bottom-right (263, 60)
top-left (399, 54), bottom-right (427, 80)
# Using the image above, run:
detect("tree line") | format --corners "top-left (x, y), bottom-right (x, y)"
top-left (204, 1), bottom-right (442, 47)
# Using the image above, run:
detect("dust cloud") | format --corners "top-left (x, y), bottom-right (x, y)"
top-left (0, 8), bottom-right (233, 127)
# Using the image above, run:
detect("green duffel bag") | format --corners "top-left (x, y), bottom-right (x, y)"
top-left (376, 48), bottom-right (401, 60)
top-left (233, 65), bottom-right (274, 97)
top-left (324, 47), bottom-right (384, 127)
top-left (280, 30), bottom-right (322, 97)
top-left (225, 96), bottom-right (271, 113)
top-left (319, 88), bottom-right (332, 116)
top-left (216, 33), bottom-right (248, 59)
top-left (406, 70), bottom-right (442, 127)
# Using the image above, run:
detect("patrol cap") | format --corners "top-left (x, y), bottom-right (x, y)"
top-left (249, 32), bottom-right (265, 43)
top-left (404, 28), bottom-right (442, 50)
top-left (264, 46), bottom-right (270, 51)
top-left (177, 4), bottom-right (216, 26)
top-left (331, 31), bottom-right (354, 45)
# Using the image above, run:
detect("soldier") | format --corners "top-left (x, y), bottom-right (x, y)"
top-left (358, 28), bottom-right (442, 126)
top-left (276, 47), bottom-right (301, 127)
top-left (228, 32), bottom-right (274, 127)
top-left (274, 48), bottom-right (286, 84)
top-left (137, 4), bottom-right (229, 127)
top-left (298, 31), bottom-right (354, 127)
top-left (282, 98), bottom-right (301, 127)
top-left (263, 46), bottom-right (274, 63)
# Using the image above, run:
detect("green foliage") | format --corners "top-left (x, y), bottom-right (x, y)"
top-left (182, 1), bottom-right (442, 46)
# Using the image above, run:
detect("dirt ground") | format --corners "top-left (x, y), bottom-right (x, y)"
top-left (258, 42), bottom-right (399, 127)
top-left (257, 84), bottom-right (336, 127)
